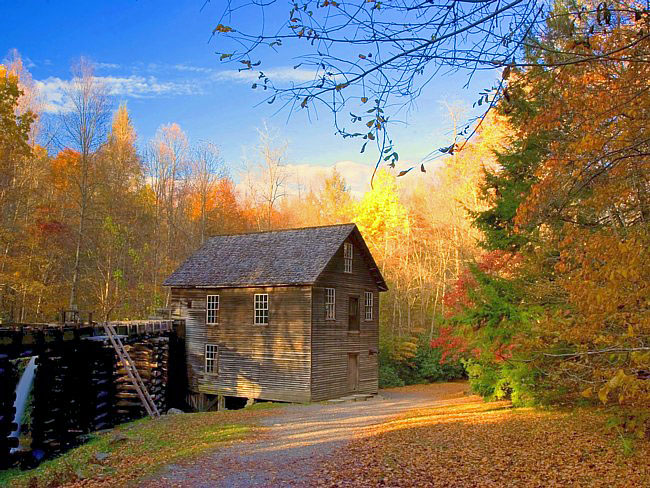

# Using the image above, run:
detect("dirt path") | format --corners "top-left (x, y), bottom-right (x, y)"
top-left (142, 383), bottom-right (470, 488)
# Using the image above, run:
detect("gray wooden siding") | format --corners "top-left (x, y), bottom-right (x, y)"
top-left (311, 236), bottom-right (380, 401)
top-left (171, 285), bottom-right (312, 403)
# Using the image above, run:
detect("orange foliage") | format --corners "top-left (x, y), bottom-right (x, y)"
top-left (188, 179), bottom-right (235, 221)
top-left (50, 148), bottom-right (81, 191)
top-left (503, 13), bottom-right (650, 407)
top-left (188, 177), bottom-right (253, 234)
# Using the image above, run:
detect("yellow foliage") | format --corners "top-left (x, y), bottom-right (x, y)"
top-left (353, 169), bottom-right (409, 256)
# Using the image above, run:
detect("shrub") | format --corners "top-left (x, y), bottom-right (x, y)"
top-left (462, 358), bottom-right (537, 406)
top-left (413, 342), bottom-right (465, 382)
top-left (379, 363), bottom-right (405, 388)
top-left (378, 334), bottom-right (466, 388)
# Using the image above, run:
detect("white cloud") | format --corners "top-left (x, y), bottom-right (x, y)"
top-left (236, 160), bottom-right (374, 201)
top-left (173, 64), bottom-right (213, 73)
top-left (35, 77), bottom-right (71, 113)
top-left (95, 62), bottom-right (120, 70)
top-left (33, 63), bottom-right (325, 114)
top-left (101, 75), bottom-right (201, 97)
top-left (285, 160), bottom-right (374, 197)
top-left (284, 160), bottom-right (424, 197)
top-left (214, 67), bottom-right (318, 84)
top-left (36, 75), bottom-right (203, 113)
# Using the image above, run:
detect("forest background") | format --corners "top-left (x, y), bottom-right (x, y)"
top-left (1, 48), bottom-right (496, 387)
top-left (2, 0), bottom-right (649, 421)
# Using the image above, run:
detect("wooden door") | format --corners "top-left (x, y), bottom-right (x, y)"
top-left (348, 353), bottom-right (359, 392)
top-left (348, 296), bottom-right (360, 331)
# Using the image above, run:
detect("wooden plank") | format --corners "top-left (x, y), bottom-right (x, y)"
top-left (171, 285), bottom-right (312, 403)
top-left (310, 235), bottom-right (381, 401)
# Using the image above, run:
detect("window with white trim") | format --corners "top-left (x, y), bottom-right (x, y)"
top-left (344, 242), bottom-right (353, 273)
top-left (325, 288), bottom-right (336, 320)
top-left (205, 344), bottom-right (218, 374)
top-left (206, 295), bottom-right (219, 325)
top-left (364, 292), bottom-right (373, 321)
top-left (254, 293), bottom-right (269, 325)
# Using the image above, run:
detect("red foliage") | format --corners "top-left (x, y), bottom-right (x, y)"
top-left (27, 206), bottom-right (70, 249)
top-left (443, 268), bottom-right (477, 317)
top-left (444, 250), bottom-right (519, 316)
top-left (431, 326), bottom-right (471, 364)
top-left (37, 220), bottom-right (65, 235)
top-left (493, 342), bottom-right (517, 362)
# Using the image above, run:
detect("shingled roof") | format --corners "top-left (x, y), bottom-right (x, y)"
top-left (163, 223), bottom-right (387, 290)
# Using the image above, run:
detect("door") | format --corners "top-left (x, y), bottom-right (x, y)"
top-left (348, 353), bottom-right (359, 392)
top-left (348, 296), bottom-right (360, 332)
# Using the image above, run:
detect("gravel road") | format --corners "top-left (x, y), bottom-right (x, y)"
top-left (142, 382), bottom-right (469, 488)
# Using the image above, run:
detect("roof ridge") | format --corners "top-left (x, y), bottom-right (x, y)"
top-left (207, 222), bottom-right (356, 240)
top-left (163, 222), bottom-right (387, 290)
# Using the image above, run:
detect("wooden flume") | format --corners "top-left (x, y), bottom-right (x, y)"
top-left (0, 319), bottom-right (178, 466)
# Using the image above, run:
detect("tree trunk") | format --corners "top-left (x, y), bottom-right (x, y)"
top-left (69, 181), bottom-right (87, 309)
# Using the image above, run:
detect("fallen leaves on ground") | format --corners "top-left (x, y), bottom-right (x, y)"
top-left (315, 395), bottom-right (650, 487)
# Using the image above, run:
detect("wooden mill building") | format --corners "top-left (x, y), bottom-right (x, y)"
top-left (163, 223), bottom-right (387, 405)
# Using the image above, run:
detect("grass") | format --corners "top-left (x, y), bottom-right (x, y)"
top-left (0, 404), bottom-right (280, 488)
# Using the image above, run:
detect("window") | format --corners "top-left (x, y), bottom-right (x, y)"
top-left (325, 288), bottom-right (336, 320)
top-left (205, 344), bottom-right (218, 374)
top-left (206, 295), bottom-right (219, 324)
top-left (348, 296), bottom-right (360, 332)
top-left (254, 293), bottom-right (269, 325)
top-left (344, 242), bottom-right (353, 273)
top-left (364, 292), bottom-right (373, 321)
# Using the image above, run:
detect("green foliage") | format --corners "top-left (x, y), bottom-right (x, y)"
top-left (462, 263), bottom-right (529, 328)
top-left (449, 263), bottom-right (538, 353)
top-left (379, 334), bottom-right (465, 388)
top-left (473, 135), bottom-right (545, 252)
top-left (462, 358), bottom-right (537, 407)
top-left (462, 359), bottom-right (500, 398)
top-left (444, 258), bottom-right (543, 406)
top-left (0, 66), bottom-right (34, 159)
top-left (378, 362), bottom-right (404, 388)
top-left (413, 340), bottom-right (465, 382)
top-left (443, 68), bottom-right (549, 408)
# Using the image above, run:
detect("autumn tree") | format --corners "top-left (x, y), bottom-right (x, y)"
top-left (145, 123), bottom-right (191, 302)
top-left (59, 58), bottom-right (111, 309)
top-left (90, 104), bottom-right (144, 319)
top-left (0, 63), bottom-right (36, 320)
top-left (209, 177), bottom-right (253, 234)
top-left (282, 167), bottom-right (355, 227)
top-left (353, 170), bottom-right (411, 353)
top-left (243, 125), bottom-right (288, 230)
top-left (512, 10), bottom-right (650, 408)
top-left (317, 168), bottom-right (355, 224)
top-left (3, 50), bottom-right (43, 143)
top-left (188, 142), bottom-right (225, 245)
top-left (441, 7), bottom-right (650, 414)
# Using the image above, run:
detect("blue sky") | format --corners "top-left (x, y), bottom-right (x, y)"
top-left (2, 0), bottom-right (497, 191)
